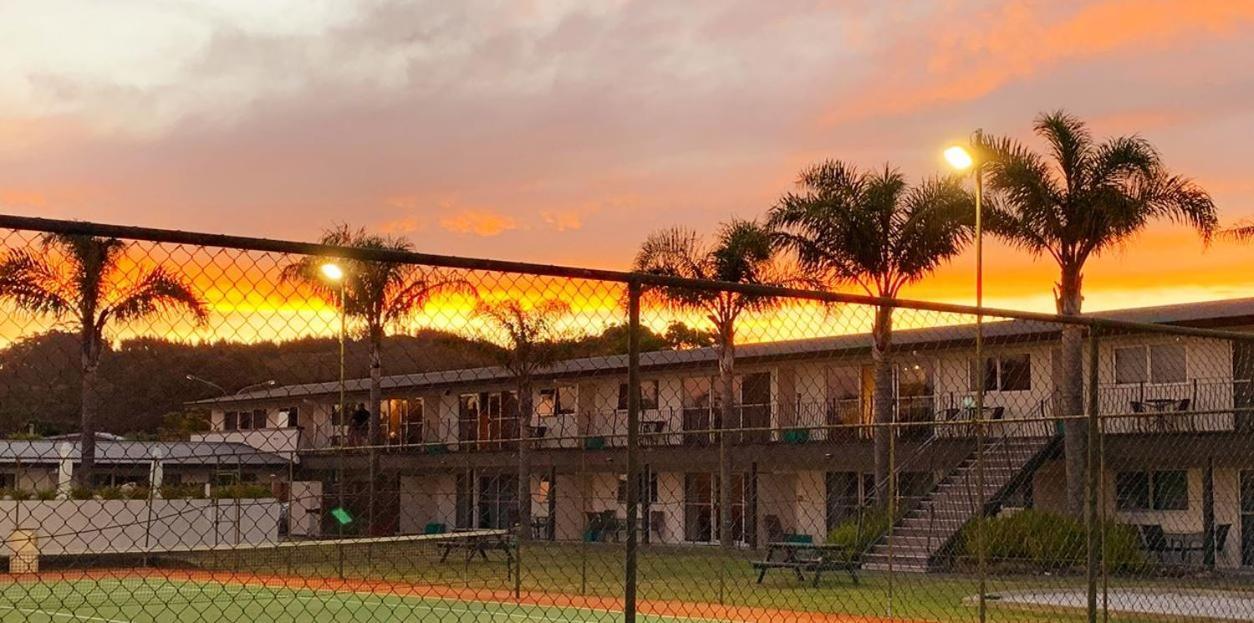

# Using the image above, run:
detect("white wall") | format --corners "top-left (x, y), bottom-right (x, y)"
top-left (2, 498), bottom-right (280, 556)
top-left (398, 474), bottom-right (456, 534)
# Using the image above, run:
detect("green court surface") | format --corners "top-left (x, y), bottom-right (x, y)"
top-left (0, 578), bottom-right (719, 623)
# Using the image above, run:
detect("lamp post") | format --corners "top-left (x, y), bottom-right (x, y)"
top-left (320, 261), bottom-right (348, 540)
top-left (319, 262), bottom-right (347, 442)
top-left (185, 375), bottom-right (276, 396)
top-left (945, 131), bottom-right (987, 623)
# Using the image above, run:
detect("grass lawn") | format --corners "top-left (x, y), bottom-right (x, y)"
top-left (12, 541), bottom-right (1246, 623)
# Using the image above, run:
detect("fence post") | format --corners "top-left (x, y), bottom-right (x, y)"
top-left (1085, 329), bottom-right (1101, 623)
top-left (624, 278), bottom-right (642, 623)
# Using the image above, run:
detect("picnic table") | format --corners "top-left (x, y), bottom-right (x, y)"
top-left (752, 541), bottom-right (859, 586)
top-left (436, 530), bottom-right (516, 566)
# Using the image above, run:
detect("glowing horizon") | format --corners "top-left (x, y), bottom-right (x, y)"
top-left (0, 2), bottom-right (1251, 327)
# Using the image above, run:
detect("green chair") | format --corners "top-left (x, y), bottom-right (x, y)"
top-left (424, 522), bottom-right (447, 535)
top-left (782, 428), bottom-right (810, 444)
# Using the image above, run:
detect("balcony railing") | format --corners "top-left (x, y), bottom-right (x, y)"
top-left (288, 377), bottom-right (1251, 454)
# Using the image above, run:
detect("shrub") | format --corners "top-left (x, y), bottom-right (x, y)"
top-left (97, 486), bottom-right (125, 500)
top-left (0, 488), bottom-right (32, 501)
top-left (827, 507), bottom-right (893, 555)
top-left (35, 489), bottom-right (57, 501)
top-left (160, 484), bottom-right (206, 499)
top-left (70, 486), bottom-right (94, 500)
top-left (958, 509), bottom-right (1145, 572)
top-left (211, 483), bottom-right (271, 499)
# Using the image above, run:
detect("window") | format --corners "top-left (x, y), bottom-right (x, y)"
top-left (1152, 470), bottom-right (1189, 510)
top-left (1116, 470), bottom-right (1188, 511)
top-left (236, 409), bottom-right (267, 430)
top-left (617, 380), bottom-right (659, 410)
top-left (538, 386), bottom-right (577, 418)
top-left (280, 407), bottom-right (299, 428)
top-left (1115, 344), bottom-right (1187, 384)
top-left (969, 354), bottom-right (1032, 391)
top-left (537, 389), bottom-right (556, 417)
top-left (683, 377), bottom-right (713, 409)
top-left (224, 411), bottom-right (239, 431)
top-left (1150, 344), bottom-right (1187, 384)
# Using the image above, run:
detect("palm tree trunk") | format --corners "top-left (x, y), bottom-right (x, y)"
top-left (717, 322), bottom-right (736, 549)
top-left (367, 332), bottom-right (384, 535)
top-left (517, 377), bottom-right (533, 544)
top-left (1057, 265), bottom-right (1088, 518)
top-left (871, 306), bottom-right (894, 508)
top-left (77, 326), bottom-right (102, 489)
top-left (368, 333), bottom-right (383, 447)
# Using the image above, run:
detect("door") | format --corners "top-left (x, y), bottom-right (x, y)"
top-left (478, 474), bottom-right (519, 530)
top-left (682, 378), bottom-right (713, 446)
top-left (683, 473), bottom-right (713, 542)
top-left (1235, 342), bottom-right (1254, 432)
top-left (859, 365), bottom-right (876, 438)
top-left (458, 394), bottom-right (480, 449)
top-left (739, 372), bottom-right (771, 444)
top-left (897, 361), bottom-right (935, 441)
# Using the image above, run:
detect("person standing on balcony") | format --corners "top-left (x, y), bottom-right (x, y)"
top-left (351, 404), bottom-right (370, 446)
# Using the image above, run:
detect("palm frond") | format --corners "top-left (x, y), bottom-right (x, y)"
top-left (383, 271), bottom-right (476, 326)
top-left (1034, 110), bottom-right (1092, 188)
top-left (101, 266), bottom-right (208, 327)
top-left (1138, 171), bottom-right (1218, 239)
top-left (1220, 220), bottom-right (1254, 243)
top-left (0, 249), bottom-right (74, 316)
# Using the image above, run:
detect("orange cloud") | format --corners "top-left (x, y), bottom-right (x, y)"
top-left (439, 210), bottom-right (519, 237)
top-left (0, 189), bottom-right (48, 210)
top-left (540, 209), bottom-right (584, 232)
top-left (822, 0), bottom-right (1254, 125)
top-left (377, 215), bottom-right (424, 235)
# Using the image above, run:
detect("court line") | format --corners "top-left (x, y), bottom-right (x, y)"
top-left (0, 605), bottom-right (132, 623)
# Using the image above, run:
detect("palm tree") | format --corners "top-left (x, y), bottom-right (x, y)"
top-left (769, 161), bottom-right (974, 506)
top-left (475, 299), bottom-right (573, 543)
top-left (633, 219), bottom-right (794, 548)
top-left (0, 234), bottom-right (206, 486)
top-left (1220, 220), bottom-right (1253, 242)
top-left (978, 111), bottom-right (1217, 516)
top-left (282, 225), bottom-right (469, 448)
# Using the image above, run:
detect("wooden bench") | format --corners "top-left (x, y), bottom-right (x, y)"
top-left (752, 542), bottom-right (859, 587)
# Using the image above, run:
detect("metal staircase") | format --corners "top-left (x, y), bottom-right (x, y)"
top-left (861, 428), bottom-right (1060, 573)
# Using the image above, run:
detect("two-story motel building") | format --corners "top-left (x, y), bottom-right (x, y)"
top-left (194, 298), bottom-right (1254, 570)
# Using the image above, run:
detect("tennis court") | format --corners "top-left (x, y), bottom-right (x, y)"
top-left (0, 575), bottom-right (729, 623)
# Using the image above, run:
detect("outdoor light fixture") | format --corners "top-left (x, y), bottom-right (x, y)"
top-left (944, 145), bottom-right (974, 171)
top-left (320, 262), bottom-right (344, 282)
top-left (945, 129), bottom-right (988, 619)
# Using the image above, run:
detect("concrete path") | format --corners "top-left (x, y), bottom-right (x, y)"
top-left (987, 587), bottom-right (1254, 621)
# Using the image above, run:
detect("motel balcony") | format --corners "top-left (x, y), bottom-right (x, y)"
top-left (291, 377), bottom-right (1251, 457)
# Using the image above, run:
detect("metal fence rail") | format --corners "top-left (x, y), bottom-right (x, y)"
top-left (0, 215), bottom-right (1250, 623)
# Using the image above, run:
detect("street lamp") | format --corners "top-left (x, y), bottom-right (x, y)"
top-left (945, 130), bottom-right (987, 621)
top-left (320, 260), bottom-right (352, 539)
top-left (319, 262), bottom-right (347, 441)
top-left (185, 374), bottom-right (276, 396)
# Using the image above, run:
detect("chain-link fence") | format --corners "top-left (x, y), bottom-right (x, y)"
top-left (0, 215), bottom-right (1251, 622)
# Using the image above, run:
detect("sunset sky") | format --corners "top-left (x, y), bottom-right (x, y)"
top-left (1, 0), bottom-right (1252, 317)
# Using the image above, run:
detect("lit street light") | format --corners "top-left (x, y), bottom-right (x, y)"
top-left (320, 262), bottom-right (344, 282)
top-left (320, 262), bottom-right (348, 446)
top-left (945, 131), bottom-right (987, 621)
